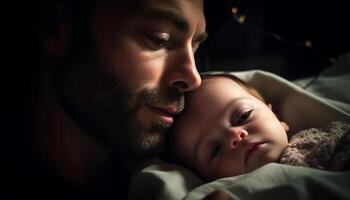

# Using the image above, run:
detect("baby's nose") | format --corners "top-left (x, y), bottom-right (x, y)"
top-left (228, 129), bottom-right (248, 148)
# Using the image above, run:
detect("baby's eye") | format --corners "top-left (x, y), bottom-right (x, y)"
top-left (237, 110), bottom-right (252, 124)
top-left (146, 33), bottom-right (170, 49)
top-left (209, 143), bottom-right (221, 161)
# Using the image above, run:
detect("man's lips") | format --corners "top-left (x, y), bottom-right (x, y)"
top-left (244, 141), bottom-right (266, 164)
top-left (146, 105), bottom-right (179, 124)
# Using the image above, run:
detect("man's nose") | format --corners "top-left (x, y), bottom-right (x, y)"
top-left (227, 128), bottom-right (248, 149)
top-left (166, 45), bottom-right (201, 92)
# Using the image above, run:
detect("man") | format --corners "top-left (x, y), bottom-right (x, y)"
top-left (7, 0), bottom-right (211, 199)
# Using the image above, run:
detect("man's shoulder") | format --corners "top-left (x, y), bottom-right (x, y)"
top-left (4, 145), bottom-right (77, 199)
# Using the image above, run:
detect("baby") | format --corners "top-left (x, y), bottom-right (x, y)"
top-left (167, 74), bottom-right (350, 182)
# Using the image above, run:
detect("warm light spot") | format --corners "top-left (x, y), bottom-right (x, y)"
top-left (238, 15), bottom-right (246, 24)
top-left (231, 7), bottom-right (238, 14)
top-left (304, 40), bottom-right (312, 48)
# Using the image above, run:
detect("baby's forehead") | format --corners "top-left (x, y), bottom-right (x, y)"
top-left (202, 75), bottom-right (241, 86)
top-left (185, 76), bottom-right (243, 107)
top-left (190, 76), bottom-right (242, 96)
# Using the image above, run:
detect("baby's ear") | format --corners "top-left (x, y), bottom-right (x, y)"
top-left (281, 121), bottom-right (290, 132)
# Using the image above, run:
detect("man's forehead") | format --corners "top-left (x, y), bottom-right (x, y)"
top-left (137, 0), bottom-right (204, 18)
top-left (139, 0), bottom-right (203, 7)
top-left (100, 0), bottom-right (206, 34)
top-left (109, 0), bottom-right (203, 10)
top-left (139, 0), bottom-right (206, 39)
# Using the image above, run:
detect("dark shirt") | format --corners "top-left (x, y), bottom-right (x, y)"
top-left (4, 138), bottom-right (129, 200)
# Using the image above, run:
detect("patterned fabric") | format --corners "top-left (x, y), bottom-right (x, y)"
top-left (279, 121), bottom-right (350, 170)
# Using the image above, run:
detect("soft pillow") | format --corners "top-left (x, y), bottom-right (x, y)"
top-left (184, 163), bottom-right (350, 200)
top-left (129, 158), bottom-right (203, 200)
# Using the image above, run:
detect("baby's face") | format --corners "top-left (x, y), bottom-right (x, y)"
top-left (172, 76), bottom-right (289, 181)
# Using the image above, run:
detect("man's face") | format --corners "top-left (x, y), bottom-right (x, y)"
top-left (172, 77), bottom-right (289, 181)
top-left (53, 0), bottom-right (207, 157)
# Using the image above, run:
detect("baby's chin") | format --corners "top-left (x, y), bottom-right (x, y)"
top-left (246, 149), bottom-right (281, 172)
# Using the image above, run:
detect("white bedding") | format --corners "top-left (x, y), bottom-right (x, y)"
top-left (129, 56), bottom-right (350, 200)
top-left (184, 163), bottom-right (350, 200)
top-left (294, 52), bottom-right (350, 115)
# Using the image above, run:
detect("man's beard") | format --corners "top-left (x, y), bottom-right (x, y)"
top-left (52, 52), bottom-right (184, 158)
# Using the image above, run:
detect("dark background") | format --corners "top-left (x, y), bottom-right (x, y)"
top-left (5, 0), bottom-right (350, 94)
top-left (197, 0), bottom-right (350, 80)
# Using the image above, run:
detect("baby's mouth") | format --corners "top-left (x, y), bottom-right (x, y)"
top-left (244, 141), bottom-right (266, 164)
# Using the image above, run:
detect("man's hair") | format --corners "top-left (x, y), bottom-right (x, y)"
top-left (41, 0), bottom-right (91, 36)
